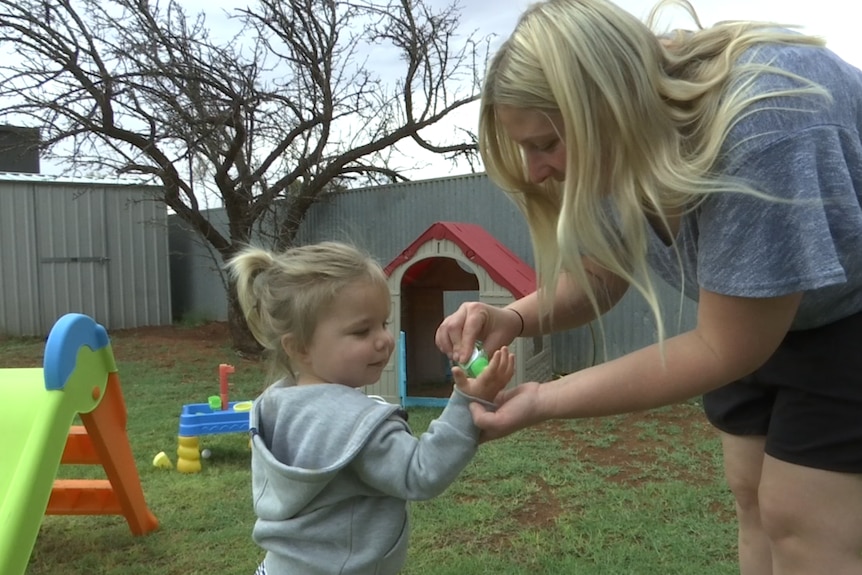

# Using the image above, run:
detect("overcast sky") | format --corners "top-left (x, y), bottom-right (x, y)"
top-left (393, 0), bottom-right (862, 178)
top-left (436, 0), bottom-right (860, 66)
top-left (56, 0), bottom-right (861, 181)
top-left (181, 0), bottom-right (860, 65)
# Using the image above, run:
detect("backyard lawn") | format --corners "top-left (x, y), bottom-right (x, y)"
top-left (1, 321), bottom-right (738, 575)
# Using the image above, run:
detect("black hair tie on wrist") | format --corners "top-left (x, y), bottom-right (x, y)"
top-left (509, 308), bottom-right (525, 337)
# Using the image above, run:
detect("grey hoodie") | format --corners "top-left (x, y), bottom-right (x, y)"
top-left (250, 383), bottom-right (488, 574)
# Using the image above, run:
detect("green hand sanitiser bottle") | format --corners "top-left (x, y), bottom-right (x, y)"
top-left (459, 342), bottom-right (489, 378)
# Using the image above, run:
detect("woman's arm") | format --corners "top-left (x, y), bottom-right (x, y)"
top-left (509, 257), bottom-right (630, 337)
top-left (437, 257), bottom-right (629, 364)
top-left (471, 289), bottom-right (802, 439)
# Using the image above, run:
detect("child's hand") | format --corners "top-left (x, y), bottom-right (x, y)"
top-left (451, 346), bottom-right (515, 403)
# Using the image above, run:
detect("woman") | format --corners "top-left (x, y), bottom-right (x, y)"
top-left (435, 0), bottom-right (862, 572)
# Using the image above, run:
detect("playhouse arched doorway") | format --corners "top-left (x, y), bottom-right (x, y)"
top-left (367, 221), bottom-right (552, 407)
top-left (399, 256), bottom-right (478, 405)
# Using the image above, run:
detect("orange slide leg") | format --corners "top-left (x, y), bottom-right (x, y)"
top-left (46, 372), bottom-right (158, 535)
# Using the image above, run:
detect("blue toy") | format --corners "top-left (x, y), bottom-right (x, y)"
top-left (175, 364), bottom-right (252, 473)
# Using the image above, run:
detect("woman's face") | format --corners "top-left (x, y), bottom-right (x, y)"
top-left (497, 105), bottom-right (567, 184)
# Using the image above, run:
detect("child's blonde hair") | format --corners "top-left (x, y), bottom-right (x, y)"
top-left (480, 0), bottom-right (827, 345)
top-left (226, 241), bottom-right (389, 384)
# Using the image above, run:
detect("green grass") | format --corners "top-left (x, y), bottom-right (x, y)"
top-left (1, 325), bottom-right (739, 575)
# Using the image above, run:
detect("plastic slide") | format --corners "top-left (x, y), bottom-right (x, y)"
top-left (0, 313), bottom-right (158, 575)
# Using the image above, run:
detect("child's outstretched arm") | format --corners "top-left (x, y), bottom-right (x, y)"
top-left (349, 347), bottom-right (515, 501)
top-left (451, 346), bottom-right (514, 403)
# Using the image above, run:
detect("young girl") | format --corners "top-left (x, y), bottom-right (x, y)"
top-left (436, 0), bottom-right (862, 571)
top-left (227, 241), bottom-right (514, 575)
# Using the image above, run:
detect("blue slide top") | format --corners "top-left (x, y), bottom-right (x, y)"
top-left (43, 313), bottom-right (110, 391)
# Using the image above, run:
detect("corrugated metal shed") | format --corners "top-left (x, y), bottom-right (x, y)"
top-left (0, 173), bottom-right (172, 336)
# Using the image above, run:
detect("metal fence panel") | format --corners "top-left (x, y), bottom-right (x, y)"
top-left (0, 174), bottom-right (171, 336)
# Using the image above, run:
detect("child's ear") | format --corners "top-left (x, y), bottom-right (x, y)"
top-left (281, 334), bottom-right (305, 361)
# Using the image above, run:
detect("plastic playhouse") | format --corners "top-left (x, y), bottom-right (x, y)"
top-left (376, 221), bottom-right (553, 406)
top-left (0, 313), bottom-right (158, 575)
top-left (176, 363), bottom-right (252, 473)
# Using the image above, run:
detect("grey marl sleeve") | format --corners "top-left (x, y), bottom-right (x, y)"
top-left (349, 388), bottom-right (485, 501)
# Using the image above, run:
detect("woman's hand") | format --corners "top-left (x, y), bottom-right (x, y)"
top-left (436, 302), bottom-right (522, 365)
top-left (451, 346), bottom-right (515, 403)
top-left (468, 381), bottom-right (546, 442)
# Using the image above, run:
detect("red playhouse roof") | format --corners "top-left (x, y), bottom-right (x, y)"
top-left (384, 221), bottom-right (536, 298)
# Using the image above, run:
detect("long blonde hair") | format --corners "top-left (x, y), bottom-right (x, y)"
top-left (480, 0), bottom-right (827, 344)
top-left (226, 241), bottom-right (389, 384)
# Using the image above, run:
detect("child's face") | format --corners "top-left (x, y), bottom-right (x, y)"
top-left (297, 278), bottom-right (394, 388)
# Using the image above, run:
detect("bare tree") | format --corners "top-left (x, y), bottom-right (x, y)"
top-left (0, 0), bottom-right (486, 353)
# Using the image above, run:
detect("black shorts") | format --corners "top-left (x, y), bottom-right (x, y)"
top-left (703, 308), bottom-right (862, 473)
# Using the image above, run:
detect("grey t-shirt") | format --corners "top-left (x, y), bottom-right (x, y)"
top-left (647, 40), bottom-right (862, 330)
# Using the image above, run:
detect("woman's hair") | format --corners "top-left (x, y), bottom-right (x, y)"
top-left (226, 241), bottom-right (389, 384)
top-left (480, 0), bottom-right (827, 346)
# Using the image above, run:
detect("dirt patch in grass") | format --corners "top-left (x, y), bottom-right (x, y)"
top-left (115, 321), bottom-right (231, 344)
top-left (109, 322), bottom-right (238, 365)
top-left (0, 321), bottom-right (243, 369)
top-left (541, 407), bottom-right (718, 487)
top-left (483, 409), bottom-right (720, 544)
top-left (509, 474), bottom-right (564, 530)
